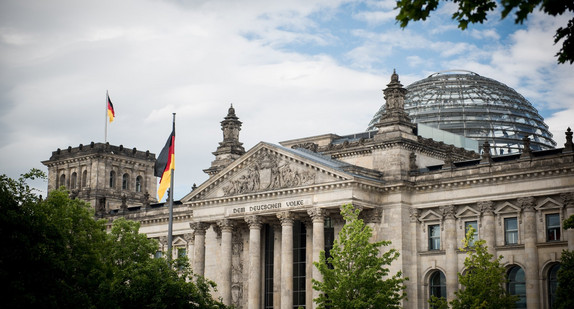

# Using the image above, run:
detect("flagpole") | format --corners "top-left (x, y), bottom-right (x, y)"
top-left (167, 113), bottom-right (175, 261)
top-left (105, 90), bottom-right (108, 143)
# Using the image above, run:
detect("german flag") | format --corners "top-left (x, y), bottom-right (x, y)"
top-left (107, 94), bottom-right (115, 123)
top-left (154, 126), bottom-right (175, 201)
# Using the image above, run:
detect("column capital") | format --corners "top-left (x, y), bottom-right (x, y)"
top-left (218, 219), bottom-right (235, 232)
top-left (361, 207), bottom-right (382, 223)
top-left (277, 211), bottom-right (294, 225)
top-left (307, 208), bottom-right (326, 222)
top-left (561, 192), bottom-right (574, 208)
top-left (245, 215), bottom-right (262, 229)
top-left (440, 205), bottom-right (456, 219)
top-left (517, 196), bottom-right (536, 212)
top-left (190, 222), bottom-right (209, 235)
top-left (478, 201), bottom-right (495, 215)
top-left (409, 207), bottom-right (420, 222)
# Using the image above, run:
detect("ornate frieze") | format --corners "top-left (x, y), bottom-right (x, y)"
top-left (222, 151), bottom-right (316, 196)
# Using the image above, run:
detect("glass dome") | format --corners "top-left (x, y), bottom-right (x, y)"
top-left (367, 70), bottom-right (556, 154)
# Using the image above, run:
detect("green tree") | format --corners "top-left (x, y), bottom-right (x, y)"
top-left (312, 204), bottom-right (406, 309)
top-left (555, 214), bottom-right (574, 308)
top-left (0, 171), bottom-right (229, 309)
top-left (395, 0), bottom-right (574, 64)
top-left (447, 227), bottom-right (517, 309)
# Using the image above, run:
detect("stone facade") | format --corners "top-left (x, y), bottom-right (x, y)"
top-left (42, 142), bottom-right (157, 215)
top-left (44, 73), bottom-right (574, 309)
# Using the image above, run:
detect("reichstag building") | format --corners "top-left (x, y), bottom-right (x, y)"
top-left (43, 70), bottom-right (574, 309)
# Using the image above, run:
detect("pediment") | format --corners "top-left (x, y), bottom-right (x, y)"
top-left (495, 202), bottom-right (520, 214)
top-left (173, 236), bottom-right (188, 246)
top-left (420, 209), bottom-right (442, 222)
top-left (536, 197), bottom-right (562, 210)
top-left (456, 206), bottom-right (479, 219)
top-left (182, 142), bottom-right (354, 201)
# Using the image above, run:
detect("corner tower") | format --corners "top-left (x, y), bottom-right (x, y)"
top-left (204, 104), bottom-right (246, 176)
top-left (42, 142), bottom-right (157, 215)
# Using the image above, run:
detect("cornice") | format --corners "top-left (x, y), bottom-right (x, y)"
top-left (413, 165), bottom-right (574, 192)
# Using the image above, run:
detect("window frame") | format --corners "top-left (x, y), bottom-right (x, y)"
top-left (109, 171), bottom-right (116, 188)
top-left (507, 266), bottom-right (526, 308)
top-left (428, 224), bottom-right (441, 251)
top-left (122, 173), bottom-right (129, 190)
top-left (464, 220), bottom-right (478, 247)
top-left (545, 213), bottom-right (561, 242)
top-left (504, 217), bottom-right (519, 245)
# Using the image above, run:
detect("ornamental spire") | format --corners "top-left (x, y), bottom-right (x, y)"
top-left (203, 104), bottom-right (246, 176)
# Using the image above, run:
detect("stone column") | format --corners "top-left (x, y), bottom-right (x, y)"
top-left (308, 208), bottom-right (326, 309)
top-left (218, 219), bottom-right (234, 306)
top-left (519, 197), bottom-right (539, 309)
top-left (277, 211), bottom-right (294, 309)
top-left (273, 224), bottom-right (282, 309)
top-left (562, 192), bottom-right (574, 250)
top-left (190, 222), bottom-right (209, 276)
top-left (478, 201), bottom-right (496, 256)
top-left (441, 205), bottom-right (458, 303)
top-left (245, 215), bottom-right (262, 309)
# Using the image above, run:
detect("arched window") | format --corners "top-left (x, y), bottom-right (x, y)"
top-left (122, 173), bottom-right (129, 190)
top-left (71, 172), bottom-right (77, 189)
top-left (548, 264), bottom-right (560, 309)
top-left (109, 171), bottom-right (116, 188)
top-left (429, 270), bottom-right (446, 302)
top-left (136, 176), bottom-right (143, 192)
top-left (507, 266), bottom-right (526, 308)
top-left (59, 174), bottom-right (66, 188)
top-left (82, 170), bottom-right (88, 187)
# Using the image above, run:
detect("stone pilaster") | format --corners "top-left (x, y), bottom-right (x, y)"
top-left (408, 207), bottom-right (420, 306)
top-left (518, 197), bottom-right (539, 308)
top-left (217, 219), bottom-right (234, 306)
top-left (562, 192), bottom-right (574, 250)
top-left (307, 208), bottom-right (326, 309)
top-left (245, 215), bottom-right (262, 309)
top-left (190, 222), bottom-right (209, 276)
top-left (478, 201), bottom-right (496, 256)
top-left (277, 211), bottom-right (294, 309)
top-left (440, 205), bottom-right (458, 302)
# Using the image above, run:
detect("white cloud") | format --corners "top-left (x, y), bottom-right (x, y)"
top-left (0, 0), bottom-right (570, 200)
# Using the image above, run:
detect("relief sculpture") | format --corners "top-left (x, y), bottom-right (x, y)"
top-left (222, 151), bottom-right (316, 196)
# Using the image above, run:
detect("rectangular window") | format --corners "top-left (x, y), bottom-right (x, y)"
top-left (264, 224), bottom-right (274, 309)
top-left (154, 251), bottom-right (163, 259)
top-left (177, 248), bottom-right (186, 258)
top-left (324, 217), bottom-right (335, 270)
top-left (504, 217), bottom-right (518, 245)
top-left (546, 214), bottom-right (561, 242)
top-left (428, 224), bottom-right (441, 250)
top-left (465, 221), bottom-right (478, 247)
top-left (293, 220), bottom-right (306, 308)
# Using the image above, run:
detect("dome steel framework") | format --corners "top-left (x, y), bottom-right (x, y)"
top-left (367, 70), bottom-right (556, 154)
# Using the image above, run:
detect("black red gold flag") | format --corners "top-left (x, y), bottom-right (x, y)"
top-left (154, 126), bottom-right (175, 201)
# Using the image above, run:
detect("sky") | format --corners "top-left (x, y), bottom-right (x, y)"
top-left (1, 0), bottom-right (573, 201)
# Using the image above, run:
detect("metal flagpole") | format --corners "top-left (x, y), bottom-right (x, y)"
top-left (167, 113), bottom-right (175, 261)
top-left (105, 90), bottom-right (108, 143)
